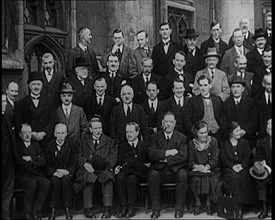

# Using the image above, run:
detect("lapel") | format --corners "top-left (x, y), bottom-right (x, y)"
top-left (67, 105), bottom-right (78, 127)
top-left (166, 41), bottom-right (176, 58)
top-left (137, 74), bottom-right (147, 93)
top-left (158, 42), bottom-right (167, 58)
top-left (120, 44), bottom-right (128, 64)
top-left (28, 95), bottom-right (47, 117)
top-left (197, 95), bottom-right (205, 112)
top-left (96, 134), bottom-right (108, 151)
top-left (137, 47), bottom-right (147, 58)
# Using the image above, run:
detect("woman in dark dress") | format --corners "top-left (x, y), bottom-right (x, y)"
top-left (188, 121), bottom-right (220, 215)
top-left (221, 121), bottom-right (256, 216)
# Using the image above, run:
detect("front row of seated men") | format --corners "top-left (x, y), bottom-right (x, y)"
top-left (11, 110), bottom-right (271, 220)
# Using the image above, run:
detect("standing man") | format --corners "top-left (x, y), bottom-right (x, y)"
top-left (41, 53), bottom-right (65, 109)
top-left (2, 94), bottom-right (16, 220)
top-left (221, 28), bottom-right (250, 76)
top-left (74, 117), bottom-right (117, 219)
top-left (228, 18), bottom-right (255, 51)
top-left (246, 28), bottom-right (267, 73)
top-left (129, 30), bottom-right (153, 78)
top-left (66, 26), bottom-right (99, 78)
top-left (66, 57), bottom-right (94, 109)
top-left (152, 22), bottom-right (179, 78)
top-left (192, 47), bottom-right (230, 102)
top-left (101, 29), bottom-right (132, 78)
top-left (200, 20), bottom-right (229, 69)
top-left (148, 111), bottom-right (188, 219)
top-left (5, 81), bottom-right (19, 121)
top-left (265, 12), bottom-right (272, 47)
top-left (228, 55), bottom-right (254, 98)
top-left (181, 28), bottom-right (203, 79)
top-left (110, 84), bottom-right (150, 145)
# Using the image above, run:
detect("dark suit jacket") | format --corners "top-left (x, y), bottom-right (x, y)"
top-left (100, 44), bottom-right (132, 78)
top-left (200, 36), bottom-right (229, 69)
top-left (152, 41), bottom-right (179, 77)
top-left (265, 29), bottom-right (272, 48)
top-left (129, 46), bottom-right (153, 78)
top-left (184, 94), bottom-right (223, 139)
top-left (246, 47), bottom-right (264, 73)
top-left (221, 95), bottom-right (258, 140)
top-left (117, 140), bottom-right (149, 178)
top-left (228, 31), bottom-right (255, 51)
top-left (181, 44), bottom-right (204, 80)
top-left (131, 73), bottom-right (164, 104)
top-left (66, 75), bottom-right (94, 109)
top-left (110, 103), bottom-right (150, 144)
top-left (83, 94), bottom-right (117, 135)
top-left (5, 99), bottom-right (15, 122)
top-left (13, 94), bottom-right (53, 139)
top-left (254, 136), bottom-right (271, 167)
top-left (41, 71), bottom-right (65, 109)
top-left (251, 66), bottom-right (269, 98)
top-left (66, 44), bottom-right (99, 78)
top-left (254, 92), bottom-right (272, 139)
top-left (228, 71), bottom-right (254, 97)
top-left (45, 139), bottom-right (78, 178)
top-left (220, 46), bottom-right (250, 76)
top-left (148, 130), bottom-right (188, 172)
top-left (15, 140), bottom-right (47, 177)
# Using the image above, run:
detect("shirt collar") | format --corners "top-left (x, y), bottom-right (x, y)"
top-left (148, 98), bottom-right (158, 106)
top-left (62, 103), bottom-right (72, 111)
top-left (174, 95), bottom-right (183, 103)
top-left (174, 67), bottom-right (183, 74)
top-left (7, 97), bottom-right (14, 106)
top-left (257, 47), bottom-right (264, 54)
top-left (162, 38), bottom-right (171, 44)
top-left (56, 140), bottom-right (65, 147)
top-left (77, 76), bottom-right (84, 82)
top-left (123, 103), bottom-right (133, 111)
top-left (79, 43), bottom-right (88, 51)
top-left (31, 94), bottom-right (40, 99)
top-left (265, 91), bottom-right (271, 99)
top-left (128, 138), bottom-right (139, 148)
top-left (143, 73), bottom-right (151, 81)
top-left (164, 131), bottom-right (173, 139)
top-left (24, 141), bottom-right (31, 148)
top-left (212, 37), bottom-right (220, 43)
top-left (234, 96), bottom-right (242, 103)
top-left (208, 68), bottom-right (216, 74)
top-left (96, 93), bottom-right (105, 99)
top-left (45, 69), bottom-right (54, 76)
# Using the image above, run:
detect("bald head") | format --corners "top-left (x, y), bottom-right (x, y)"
top-left (6, 82), bottom-right (19, 101)
top-left (239, 17), bottom-right (250, 34)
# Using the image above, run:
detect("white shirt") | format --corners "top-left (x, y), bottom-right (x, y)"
top-left (265, 91), bottom-right (272, 104)
top-left (109, 71), bottom-right (116, 78)
top-left (234, 45), bottom-right (244, 55)
top-left (164, 131), bottom-right (173, 140)
top-left (31, 94), bottom-right (40, 108)
top-left (7, 97), bottom-right (14, 107)
top-left (79, 43), bottom-right (88, 52)
top-left (236, 71), bottom-right (245, 79)
top-left (143, 73), bottom-right (151, 83)
top-left (174, 95), bottom-right (184, 107)
top-left (162, 38), bottom-right (170, 54)
top-left (24, 141), bottom-right (31, 148)
top-left (267, 29), bottom-right (272, 37)
top-left (62, 103), bottom-right (72, 116)
top-left (243, 32), bottom-right (248, 40)
top-left (212, 37), bottom-right (220, 44)
top-left (128, 139), bottom-right (139, 148)
top-left (148, 99), bottom-right (158, 112)
top-left (96, 94), bottom-right (105, 105)
top-left (77, 76), bottom-right (85, 85)
top-left (56, 140), bottom-right (64, 151)
top-left (208, 68), bottom-right (216, 79)
top-left (123, 103), bottom-right (133, 115)
top-left (174, 68), bottom-right (184, 81)
top-left (257, 48), bottom-right (264, 55)
top-left (45, 69), bottom-right (54, 82)
top-left (234, 97), bottom-right (241, 105)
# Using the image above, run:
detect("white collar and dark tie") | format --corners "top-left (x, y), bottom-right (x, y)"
top-left (109, 71), bottom-right (116, 79)
top-left (31, 94), bottom-right (40, 107)
top-left (266, 66), bottom-right (272, 73)
top-left (234, 97), bottom-right (241, 105)
top-left (208, 68), bottom-right (215, 79)
top-left (24, 141), bottom-right (31, 148)
top-left (143, 46), bottom-right (149, 56)
top-left (7, 97), bottom-right (15, 107)
top-left (128, 139), bottom-right (139, 148)
top-left (56, 140), bottom-right (64, 151)
top-left (267, 29), bottom-right (272, 37)
top-left (45, 69), bottom-right (54, 82)
top-left (96, 94), bottom-right (105, 105)
top-left (124, 103), bottom-right (133, 116)
top-left (243, 32), bottom-right (248, 40)
top-left (265, 91), bottom-right (272, 104)
top-left (234, 45), bottom-right (244, 55)
top-left (62, 103), bottom-right (72, 118)
top-left (162, 38), bottom-right (170, 54)
top-left (143, 74), bottom-right (151, 83)
top-left (174, 96), bottom-right (184, 107)
top-left (79, 43), bottom-right (88, 52)
top-left (174, 68), bottom-right (184, 81)
top-left (236, 71), bottom-right (245, 79)
top-left (164, 132), bottom-right (173, 141)
top-left (77, 76), bottom-right (85, 85)
top-left (148, 99), bottom-right (158, 112)
top-left (257, 48), bottom-right (264, 55)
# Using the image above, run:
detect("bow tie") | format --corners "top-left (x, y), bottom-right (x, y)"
top-left (162, 41), bottom-right (170, 46)
top-left (31, 96), bottom-right (40, 100)
top-left (203, 96), bottom-right (210, 99)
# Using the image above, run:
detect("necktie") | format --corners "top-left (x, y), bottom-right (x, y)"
top-left (239, 48), bottom-right (242, 55)
top-left (236, 100), bottom-right (239, 105)
top-left (268, 94), bottom-right (271, 105)
top-left (144, 48), bottom-right (149, 56)
top-left (151, 102), bottom-right (155, 113)
top-left (65, 108), bottom-right (69, 118)
top-left (211, 71), bottom-right (214, 79)
top-left (166, 136), bottom-right (170, 144)
top-left (111, 73), bottom-right (115, 79)
top-left (117, 49), bottom-right (122, 61)
top-left (178, 99), bottom-right (181, 107)
top-left (127, 105), bottom-right (131, 117)
top-left (94, 140), bottom-right (98, 149)
top-left (31, 96), bottom-right (39, 100)
top-left (146, 76), bottom-right (149, 85)
top-left (214, 41), bottom-right (219, 53)
top-left (203, 96), bottom-right (210, 99)
top-left (99, 98), bottom-right (102, 106)
top-left (132, 143), bottom-right (135, 148)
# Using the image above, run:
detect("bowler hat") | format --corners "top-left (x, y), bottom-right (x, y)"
top-left (203, 47), bottom-right (221, 58)
top-left (183, 28), bottom-right (199, 39)
top-left (73, 57), bottom-right (89, 68)
top-left (59, 82), bottom-right (76, 93)
top-left (27, 71), bottom-right (44, 84)
top-left (252, 28), bottom-right (267, 40)
top-left (229, 75), bottom-right (246, 87)
top-left (249, 161), bottom-right (271, 180)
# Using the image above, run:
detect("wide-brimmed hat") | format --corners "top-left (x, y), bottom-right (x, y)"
top-left (252, 28), bottom-right (267, 40)
top-left (183, 28), bottom-right (199, 39)
top-left (229, 75), bottom-right (246, 87)
top-left (59, 82), bottom-right (76, 93)
top-left (73, 57), bottom-right (89, 68)
top-left (203, 47), bottom-right (221, 58)
top-left (249, 161), bottom-right (271, 180)
top-left (27, 71), bottom-right (44, 84)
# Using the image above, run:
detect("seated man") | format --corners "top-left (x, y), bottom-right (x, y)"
top-left (148, 111), bottom-right (188, 219)
top-left (15, 123), bottom-right (50, 220)
top-left (115, 122), bottom-right (150, 218)
top-left (74, 117), bottom-right (117, 219)
top-left (46, 123), bottom-right (78, 220)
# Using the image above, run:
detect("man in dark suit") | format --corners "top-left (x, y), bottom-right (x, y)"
top-left (129, 30), bottom-right (153, 78)
top-left (221, 76), bottom-right (258, 149)
top-left (221, 28), bottom-right (250, 76)
top-left (228, 18), bottom-right (255, 51)
top-left (148, 111), bottom-right (188, 218)
top-left (265, 12), bottom-right (272, 47)
top-left (115, 122), bottom-right (150, 218)
top-left (110, 84), bottom-right (150, 145)
top-left (41, 53), bottom-right (65, 109)
top-left (66, 57), bottom-right (94, 109)
top-left (152, 22), bottom-right (179, 78)
top-left (99, 53), bottom-right (128, 103)
top-left (74, 117), bottom-right (117, 219)
top-left (181, 28), bottom-right (204, 79)
top-left (227, 55), bottom-right (254, 98)
top-left (66, 26), bottom-right (99, 78)
top-left (252, 46), bottom-right (272, 98)
top-left (141, 81), bottom-right (164, 135)
top-left (5, 81), bottom-right (19, 121)
top-left (254, 74), bottom-right (272, 140)
top-left (2, 94), bottom-right (17, 220)
top-left (161, 79), bottom-right (189, 135)
top-left (13, 71), bottom-right (54, 146)
top-left (46, 123), bottom-right (78, 220)
top-left (84, 76), bottom-right (117, 135)
top-left (15, 123), bottom-right (50, 220)
top-left (131, 57), bottom-right (164, 104)
top-left (246, 28), bottom-right (267, 73)
top-left (101, 29), bottom-right (132, 78)
top-left (200, 20), bottom-right (229, 69)
top-left (184, 75), bottom-right (223, 143)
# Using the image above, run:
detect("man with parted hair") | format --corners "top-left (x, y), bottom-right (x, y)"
top-left (129, 30), bottom-right (153, 78)
top-left (265, 12), bottom-right (272, 47)
top-left (101, 29), bottom-right (132, 78)
top-left (228, 18), bottom-right (255, 50)
top-left (66, 26), bottom-right (99, 78)
top-left (5, 81), bottom-right (19, 121)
